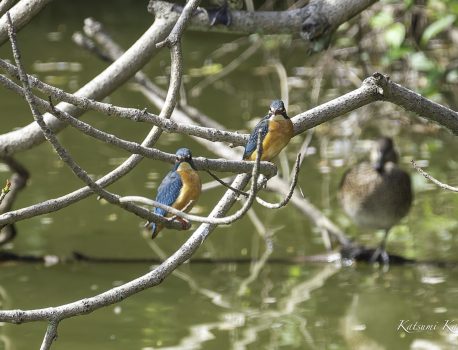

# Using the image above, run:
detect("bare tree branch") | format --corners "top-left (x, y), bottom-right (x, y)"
top-left (40, 321), bottom-right (58, 350)
top-left (0, 74), bottom-right (277, 178)
top-left (411, 160), bottom-right (458, 193)
top-left (148, 0), bottom-right (378, 38)
top-left (0, 0), bottom-right (51, 45)
top-left (0, 0), bottom-right (16, 18)
top-left (156, 0), bottom-right (201, 48)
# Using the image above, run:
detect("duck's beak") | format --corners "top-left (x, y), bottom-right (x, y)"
top-left (373, 151), bottom-right (384, 173)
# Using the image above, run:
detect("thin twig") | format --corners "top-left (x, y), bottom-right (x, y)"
top-left (156, 0), bottom-right (201, 48)
top-left (411, 160), bottom-right (458, 193)
top-left (40, 321), bottom-right (58, 350)
top-left (204, 169), bottom-right (249, 197)
top-left (256, 153), bottom-right (301, 209)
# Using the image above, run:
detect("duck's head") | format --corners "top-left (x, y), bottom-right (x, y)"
top-left (370, 137), bottom-right (398, 173)
top-left (269, 100), bottom-right (288, 119)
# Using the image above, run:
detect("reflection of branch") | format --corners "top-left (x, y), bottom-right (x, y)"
top-left (145, 240), bottom-right (231, 308)
top-left (411, 160), bottom-right (458, 193)
top-left (233, 265), bottom-right (339, 349)
top-left (190, 39), bottom-right (262, 97)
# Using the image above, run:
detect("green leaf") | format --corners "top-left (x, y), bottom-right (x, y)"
top-left (384, 23), bottom-right (406, 48)
top-left (421, 15), bottom-right (456, 45)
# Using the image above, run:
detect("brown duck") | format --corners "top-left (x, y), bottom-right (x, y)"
top-left (339, 137), bottom-right (413, 264)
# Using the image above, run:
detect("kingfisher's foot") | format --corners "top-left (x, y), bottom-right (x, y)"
top-left (176, 216), bottom-right (191, 230)
top-left (369, 246), bottom-right (390, 265)
top-left (208, 4), bottom-right (232, 26)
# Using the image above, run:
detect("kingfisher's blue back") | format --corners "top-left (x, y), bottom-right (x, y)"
top-left (150, 149), bottom-right (201, 238)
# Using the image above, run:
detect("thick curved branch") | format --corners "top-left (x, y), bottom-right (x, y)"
top-left (0, 0), bottom-right (16, 18)
top-left (148, 0), bottom-right (377, 37)
top-left (0, 0), bottom-right (52, 45)
top-left (0, 3), bottom-right (175, 156)
top-left (292, 73), bottom-right (458, 136)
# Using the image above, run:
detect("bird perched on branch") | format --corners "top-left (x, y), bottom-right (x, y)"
top-left (151, 148), bottom-right (201, 239)
top-left (207, 0), bottom-right (243, 26)
top-left (243, 100), bottom-right (294, 162)
top-left (339, 137), bottom-right (413, 264)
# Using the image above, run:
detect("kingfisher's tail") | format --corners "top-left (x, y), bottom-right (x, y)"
top-left (151, 222), bottom-right (163, 239)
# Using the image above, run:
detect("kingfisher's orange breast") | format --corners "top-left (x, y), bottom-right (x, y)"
top-left (248, 119), bottom-right (294, 161)
top-left (174, 163), bottom-right (201, 212)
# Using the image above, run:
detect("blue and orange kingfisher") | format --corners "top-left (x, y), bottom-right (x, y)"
top-left (151, 148), bottom-right (202, 239)
top-left (243, 100), bottom-right (294, 162)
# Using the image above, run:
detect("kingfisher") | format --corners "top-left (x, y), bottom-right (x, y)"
top-left (339, 137), bottom-right (413, 264)
top-left (151, 148), bottom-right (202, 239)
top-left (243, 100), bottom-right (294, 162)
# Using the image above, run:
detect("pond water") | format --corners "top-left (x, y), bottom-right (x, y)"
top-left (0, 1), bottom-right (458, 349)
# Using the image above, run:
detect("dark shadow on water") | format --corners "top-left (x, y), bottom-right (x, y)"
top-left (2, 248), bottom-right (458, 268)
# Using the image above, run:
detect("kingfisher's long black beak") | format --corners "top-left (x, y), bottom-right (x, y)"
top-left (277, 109), bottom-right (289, 118)
top-left (178, 155), bottom-right (197, 170)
